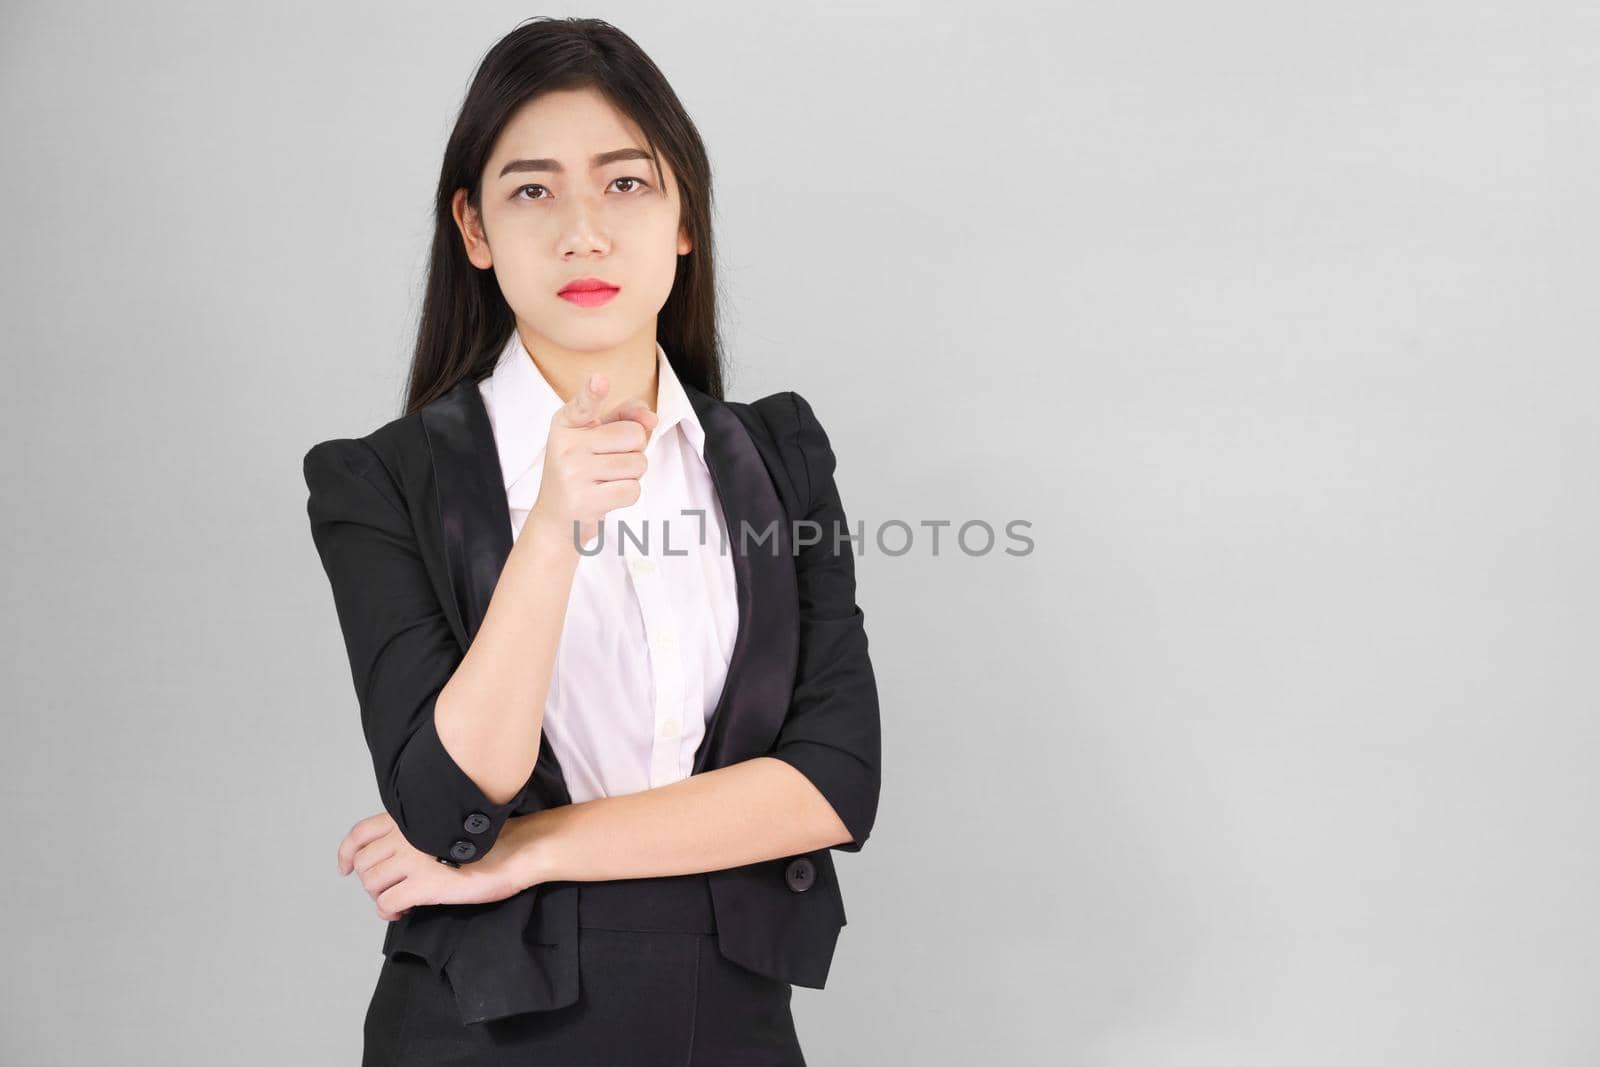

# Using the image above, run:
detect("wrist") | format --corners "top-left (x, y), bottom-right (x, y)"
top-left (509, 519), bottom-right (583, 579)
top-left (517, 512), bottom-right (585, 559)
top-left (510, 807), bottom-right (570, 887)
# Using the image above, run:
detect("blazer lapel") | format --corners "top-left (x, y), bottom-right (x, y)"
top-left (684, 383), bottom-right (801, 772)
top-left (416, 376), bottom-right (509, 649)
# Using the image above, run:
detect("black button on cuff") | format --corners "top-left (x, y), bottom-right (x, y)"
top-left (784, 857), bottom-right (815, 892)
top-left (449, 839), bottom-right (478, 863)
top-left (463, 811), bottom-right (491, 834)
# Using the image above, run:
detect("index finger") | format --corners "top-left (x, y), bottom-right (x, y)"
top-left (555, 372), bottom-right (608, 428)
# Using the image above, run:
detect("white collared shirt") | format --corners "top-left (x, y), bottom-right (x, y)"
top-left (476, 331), bottom-right (739, 803)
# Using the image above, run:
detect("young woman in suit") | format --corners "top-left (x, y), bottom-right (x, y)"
top-left (301, 17), bottom-right (881, 1065)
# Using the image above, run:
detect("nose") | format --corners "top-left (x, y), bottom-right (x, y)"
top-left (557, 196), bottom-right (610, 258)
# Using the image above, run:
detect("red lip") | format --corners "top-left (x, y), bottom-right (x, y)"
top-left (558, 277), bottom-right (619, 294)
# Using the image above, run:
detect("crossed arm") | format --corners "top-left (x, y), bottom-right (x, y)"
top-left (513, 756), bottom-right (853, 883)
top-left (335, 753), bottom-right (856, 919)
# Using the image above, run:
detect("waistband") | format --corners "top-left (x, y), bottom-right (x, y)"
top-left (571, 872), bottom-right (718, 934)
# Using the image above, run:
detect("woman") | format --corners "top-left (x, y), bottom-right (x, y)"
top-left (301, 17), bottom-right (881, 1065)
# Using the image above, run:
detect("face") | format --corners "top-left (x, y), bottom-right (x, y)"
top-left (452, 86), bottom-right (691, 355)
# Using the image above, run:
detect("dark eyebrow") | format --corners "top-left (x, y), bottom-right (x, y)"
top-left (497, 147), bottom-right (655, 179)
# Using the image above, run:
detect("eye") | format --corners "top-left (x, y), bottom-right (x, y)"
top-left (512, 177), bottom-right (651, 202)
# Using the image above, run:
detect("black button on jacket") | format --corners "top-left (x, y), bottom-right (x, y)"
top-left (303, 378), bottom-right (881, 1026)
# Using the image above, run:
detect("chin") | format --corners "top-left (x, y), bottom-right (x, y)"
top-left (542, 319), bottom-right (643, 353)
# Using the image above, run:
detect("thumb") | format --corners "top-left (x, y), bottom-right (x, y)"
top-left (557, 373), bottom-right (607, 428)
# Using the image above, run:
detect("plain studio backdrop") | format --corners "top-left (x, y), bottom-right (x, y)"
top-left (1, 2), bottom-right (1594, 1063)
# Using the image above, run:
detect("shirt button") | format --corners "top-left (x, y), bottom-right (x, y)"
top-left (660, 718), bottom-right (679, 738)
top-left (652, 630), bottom-right (677, 650)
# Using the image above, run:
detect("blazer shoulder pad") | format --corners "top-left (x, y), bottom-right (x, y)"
top-left (301, 408), bottom-right (427, 505)
top-left (742, 390), bottom-right (836, 516)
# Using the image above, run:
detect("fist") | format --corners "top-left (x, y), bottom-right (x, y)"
top-left (526, 372), bottom-right (659, 548)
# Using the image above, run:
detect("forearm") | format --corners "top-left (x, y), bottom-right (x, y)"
top-left (508, 757), bottom-right (853, 885)
top-left (433, 520), bottom-right (580, 804)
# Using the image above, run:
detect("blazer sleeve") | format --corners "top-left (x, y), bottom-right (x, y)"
top-left (302, 437), bottom-right (534, 866)
top-left (764, 391), bottom-right (882, 853)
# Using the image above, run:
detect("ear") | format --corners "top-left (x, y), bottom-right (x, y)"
top-left (452, 188), bottom-right (494, 270)
top-left (678, 222), bottom-right (693, 257)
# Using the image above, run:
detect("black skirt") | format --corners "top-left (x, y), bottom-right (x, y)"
top-left (362, 872), bottom-right (807, 1065)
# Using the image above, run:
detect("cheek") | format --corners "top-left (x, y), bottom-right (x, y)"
top-left (484, 226), bottom-right (547, 274)
top-left (645, 212), bottom-right (686, 268)
top-left (637, 247), bottom-right (682, 300)
top-left (493, 251), bottom-right (544, 294)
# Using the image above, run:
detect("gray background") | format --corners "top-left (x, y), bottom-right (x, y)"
top-left (2, 1), bottom-right (1595, 1063)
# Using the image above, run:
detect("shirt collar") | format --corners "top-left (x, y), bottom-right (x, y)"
top-left (482, 331), bottom-right (707, 492)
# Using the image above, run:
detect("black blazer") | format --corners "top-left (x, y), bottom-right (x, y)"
top-left (302, 375), bottom-right (881, 1026)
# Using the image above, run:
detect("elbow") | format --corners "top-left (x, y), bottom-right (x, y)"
top-left (382, 704), bottom-right (532, 866)
top-left (768, 739), bottom-right (879, 854)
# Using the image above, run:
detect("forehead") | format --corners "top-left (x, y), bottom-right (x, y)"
top-left (491, 87), bottom-right (646, 158)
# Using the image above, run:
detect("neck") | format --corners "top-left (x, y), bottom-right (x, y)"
top-left (516, 323), bottom-right (660, 416)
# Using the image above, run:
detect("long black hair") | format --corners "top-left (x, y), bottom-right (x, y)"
top-left (402, 17), bottom-right (723, 416)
